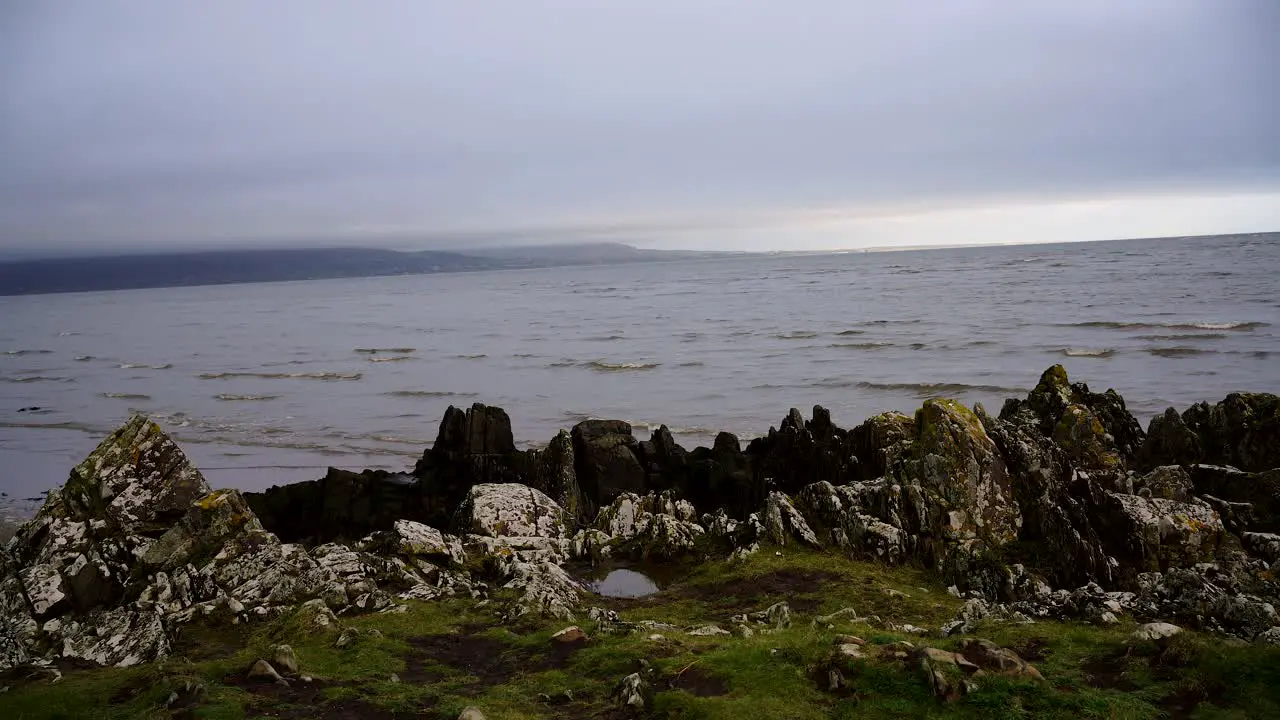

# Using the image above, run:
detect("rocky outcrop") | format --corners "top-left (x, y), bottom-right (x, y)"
top-left (1138, 393), bottom-right (1280, 472)
top-left (455, 483), bottom-right (569, 539)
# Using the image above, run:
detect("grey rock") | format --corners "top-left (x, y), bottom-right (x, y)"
top-left (612, 672), bottom-right (651, 709)
top-left (456, 483), bottom-right (569, 539)
top-left (1131, 622), bottom-right (1182, 643)
top-left (457, 708), bottom-right (487, 720)
top-left (271, 644), bottom-right (298, 674)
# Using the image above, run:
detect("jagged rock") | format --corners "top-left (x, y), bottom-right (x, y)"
top-left (456, 483), bottom-right (569, 539)
top-left (271, 644), bottom-right (299, 674)
top-left (1096, 493), bottom-right (1231, 577)
top-left (746, 405), bottom-right (855, 495)
top-left (794, 482), bottom-right (907, 563)
top-left (572, 420), bottom-right (646, 519)
top-left (521, 430), bottom-right (586, 526)
top-left (1131, 622), bottom-right (1182, 643)
top-left (1188, 465), bottom-right (1280, 532)
top-left (760, 492), bottom-right (820, 547)
top-left (1002, 365), bottom-right (1145, 468)
top-left (500, 560), bottom-right (586, 621)
top-left (612, 672), bottom-right (651, 709)
top-left (850, 411), bottom-right (916, 481)
top-left (55, 607), bottom-right (169, 667)
top-left (1137, 408), bottom-right (1204, 471)
top-left (245, 467), bottom-right (429, 545)
top-left (1180, 393), bottom-right (1280, 473)
top-left (590, 492), bottom-right (704, 559)
top-left (1242, 532), bottom-right (1280, 563)
top-left (1134, 466), bottom-right (1194, 502)
top-left (357, 520), bottom-right (466, 567)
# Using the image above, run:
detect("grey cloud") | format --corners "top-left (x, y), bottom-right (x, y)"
top-left (0, 1), bottom-right (1276, 252)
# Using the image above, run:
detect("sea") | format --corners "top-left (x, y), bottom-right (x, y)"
top-left (2, 233), bottom-right (1277, 508)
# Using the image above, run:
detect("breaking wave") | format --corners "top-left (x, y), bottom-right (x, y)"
top-left (774, 331), bottom-right (820, 340)
top-left (1062, 321), bottom-right (1267, 331)
top-left (214, 394), bottom-right (280, 402)
top-left (1059, 348), bottom-right (1116, 358)
top-left (354, 347), bottom-right (416, 354)
top-left (0, 376), bottom-right (72, 384)
top-left (1133, 333), bottom-right (1229, 341)
top-left (454, 354), bottom-right (488, 360)
top-left (586, 361), bottom-right (661, 372)
top-left (368, 356), bottom-right (416, 363)
top-left (834, 330), bottom-right (866, 336)
top-left (850, 380), bottom-right (1028, 396)
top-left (829, 342), bottom-right (894, 350)
top-left (3, 349), bottom-right (53, 356)
top-left (100, 392), bottom-right (152, 400)
top-left (118, 363), bottom-right (172, 370)
top-left (73, 355), bottom-right (95, 362)
top-left (197, 371), bottom-right (363, 381)
top-left (382, 390), bottom-right (479, 398)
top-left (1147, 347), bottom-right (1212, 358)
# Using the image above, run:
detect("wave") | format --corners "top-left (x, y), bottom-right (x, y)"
top-left (586, 361), bottom-right (660, 372)
top-left (3, 349), bottom-right (53, 356)
top-left (214, 394), bottom-right (280, 402)
top-left (829, 342), bottom-right (894, 350)
top-left (454, 354), bottom-right (487, 360)
top-left (382, 390), bottom-right (479, 398)
top-left (354, 347), bottom-right (416, 354)
top-left (549, 360), bottom-right (579, 368)
top-left (586, 334), bottom-right (626, 342)
top-left (0, 376), bottom-right (72, 384)
top-left (1132, 333), bottom-right (1228, 341)
top-left (852, 381), bottom-right (1028, 396)
top-left (100, 392), bottom-right (152, 400)
top-left (118, 363), bottom-right (172, 370)
top-left (1059, 348), bottom-right (1116, 358)
top-left (57, 332), bottom-right (80, 337)
top-left (774, 332), bottom-right (819, 340)
top-left (197, 371), bottom-right (363, 381)
top-left (368, 356), bottom-right (416, 363)
top-left (1147, 347), bottom-right (1212, 358)
top-left (1062, 321), bottom-right (1268, 331)
top-left (73, 355), bottom-right (95, 362)
top-left (834, 330), bottom-right (866, 336)
top-left (677, 361), bottom-right (706, 367)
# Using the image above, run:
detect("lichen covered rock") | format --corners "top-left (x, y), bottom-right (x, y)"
top-left (455, 483), bottom-right (569, 539)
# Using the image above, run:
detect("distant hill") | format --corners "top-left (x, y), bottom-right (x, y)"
top-left (0, 244), bottom-right (730, 296)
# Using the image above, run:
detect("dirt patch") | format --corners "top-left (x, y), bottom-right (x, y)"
top-left (1081, 651), bottom-right (1140, 692)
top-left (170, 620), bottom-right (252, 660)
top-left (405, 633), bottom-right (515, 688)
top-left (667, 664), bottom-right (730, 697)
top-left (1007, 637), bottom-right (1050, 662)
top-left (228, 675), bottom-right (432, 720)
top-left (676, 569), bottom-right (842, 613)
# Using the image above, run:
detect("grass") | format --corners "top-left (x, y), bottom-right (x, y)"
top-left (6, 548), bottom-right (1280, 719)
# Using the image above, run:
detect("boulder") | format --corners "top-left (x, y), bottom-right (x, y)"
top-left (1131, 622), bottom-right (1182, 643)
top-left (1136, 408), bottom-right (1204, 471)
top-left (1188, 465), bottom-right (1280, 532)
top-left (1134, 466), bottom-right (1194, 502)
top-left (356, 520), bottom-right (466, 567)
top-left (591, 492), bottom-right (704, 560)
top-left (455, 484), bottom-right (569, 539)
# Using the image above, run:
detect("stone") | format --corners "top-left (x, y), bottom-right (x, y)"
top-left (612, 672), bottom-right (651, 709)
top-left (1134, 466), bottom-right (1195, 502)
top-left (1096, 493), bottom-right (1231, 577)
top-left (271, 644), bottom-right (299, 674)
top-left (742, 601), bottom-right (792, 629)
top-left (760, 492), bottom-right (821, 547)
top-left (687, 625), bottom-right (731, 636)
top-left (1180, 393), bottom-right (1280, 473)
top-left (551, 626), bottom-right (587, 644)
top-left (833, 635), bottom-right (865, 646)
top-left (247, 659), bottom-right (286, 684)
top-left (957, 639), bottom-right (1044, 681)
top-left (835, 644), bottom-right (865, 659)
top-left (457, 708), bottom-right (487, 720)
top-left (456, 483), bottom-right (569, 539)
top-left (357, 520), bottom-right (466, 567)
top-left (1131, 622), bottom-right (1182, 644)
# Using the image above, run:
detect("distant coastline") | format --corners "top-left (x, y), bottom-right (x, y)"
top-left (0, 243), bottom-right (743, 297)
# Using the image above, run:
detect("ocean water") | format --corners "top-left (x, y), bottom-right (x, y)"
top-left (1, 234), bottom-right (1277, 500)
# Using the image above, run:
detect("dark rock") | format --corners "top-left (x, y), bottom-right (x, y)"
top-left (432, 403), bottom-right (516, 456)
top-left (1188, 465), bottom-right (1280, 532)
top-left (1182, 393), bottom-right (1280, 473)
top-left (571, 420), bottom-right (646, 519)
top-left (1136, 408), bottom-right (1204, 471)
top-left (245, 468), bottom-right (430, 544)
top-left (849, 411), bottom-right (915, 481)
top-left (746, 406), bottom-right (855, 495)
top-left (1000, 365), bottom-right (1145, 470)
top-left (683, 433), bottom-right (755, 518)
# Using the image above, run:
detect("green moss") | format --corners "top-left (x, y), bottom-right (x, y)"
top-left (9, 551), bottom-right (1280, 719)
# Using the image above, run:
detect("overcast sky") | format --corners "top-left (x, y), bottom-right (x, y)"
top-left (1, 1), bottom-right (1277, 255)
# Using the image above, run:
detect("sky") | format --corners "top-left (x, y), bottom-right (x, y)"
top-left (0, 1), bottom-right (1277, 256)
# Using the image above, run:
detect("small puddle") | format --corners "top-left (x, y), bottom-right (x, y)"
top-left (589, 568), bottom-right (661, 598)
